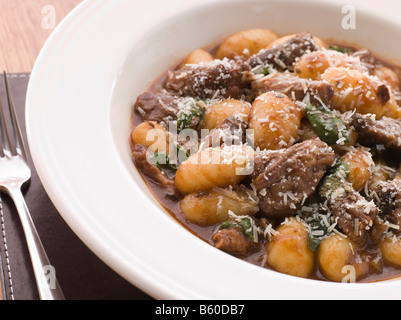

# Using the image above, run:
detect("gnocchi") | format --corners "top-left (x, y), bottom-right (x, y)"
top-left (175, 145), bottom-right (254, 194)
top-left (180, 187), bottom-right (259, 226)
top-left (294, 50), bottom-right (366, 80)
top-left (266, 218), bottom-right (315, 278)
top-left (202, 99), bottom-right (251, 130)
top-left (374, 66), bottom-right (400, 91)
top-left (341, 147), bottom-right (373, 192)
top-left (380, 236), bottom-right (401, 267)
top-left (248, 92), bottom-right (304, 150)
top-left (215, 28), bottom-right (277, 60)
top-left (383, 92), bottom-right (401, 119)
top-left (266, 34), bottom-right (327, 50)
top-left (180, 49), bottom-right (214, 68)
top-left (131, 121), bottom-right (169, 153)
top-left (321, 67), bottom-right (390, 118)
top-left (317, 234), bottom-right (369, 282)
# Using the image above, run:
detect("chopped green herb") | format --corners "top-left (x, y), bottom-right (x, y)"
top-left (306, 103), bottom-right (350, 145)
top-left (240, 217), bottom-right (255, 240)
top-left (305, 213), bottom-right (335, 252)
top-left (329, 45), bottom-right (352, 54)
top-left (175, 142), bottom-right (190, 161)
top-left (221, 221), bottom-right (236, 229)
top-left (307, 235), bottom-right (321, 252)
top-left (220, 216), bottom-right (257, 241)
top-left (318, 159), bottom-right (350, 198)
top-left (152, 152), bottom-right (179, 172)
top-left (177, 98), bottom-right (206, 131)
top-left (252, 63), bottom-right (271, 76)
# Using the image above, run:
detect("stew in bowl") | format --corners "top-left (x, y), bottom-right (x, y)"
top-left (130, 29), bottom-right (401, 283)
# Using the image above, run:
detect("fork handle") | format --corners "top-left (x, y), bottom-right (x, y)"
top-left (8, 186), bottom-right (65, 300)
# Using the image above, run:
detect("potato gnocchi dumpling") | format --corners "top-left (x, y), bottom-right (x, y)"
top-left (374, 66), bottom-right (400, 91)
top-left (180, 187), bottom-right (259, 226)
top-left (202, 99), bottom-right (251, 130)
top-left (175, 145), bottom-right (254, 194)
top-left (180, 49), bottom-right (214, 68)
top-left (294, 50), bottom-right (366, 80)
top-left (266, 218), bottom-right (315, 278)
top-left (383, 92), bottom-right (401, 119)
top-left (317, 235), bottom-right (369, 282)
top-left (341, 147), bottom-right (373, 192)
top-left (380, 236), bottom-right (401, 267)
top-left (215, 28), bottom-right (277, 60)
top-left (321, 67), bottom-right (390, 118)
top-left (248, 91), bottom-right (304, 150)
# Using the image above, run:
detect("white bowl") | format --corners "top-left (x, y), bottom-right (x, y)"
top-left (26, 0), bottom-right (401, 299)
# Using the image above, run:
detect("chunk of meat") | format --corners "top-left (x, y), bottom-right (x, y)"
top-left (250, 139), bottom-right (335, 219)
top-left (369, 177), bottom-right (401, 234)
top-left (212, 227), bottom-right (253, 255)
top-left (251, 74), bottom-right (334, 105)
top-left (352, 49), bottom-right (376, 74)
top-left (369, 217), bottom-right (388, 245)
top-left (325, 183), bottom-right (379, 247)
top-left (248, 32), bottom-right (318, 72)
top-left (351, 113), bottom-right (401, 152)
top-left (134, 90), bottom-right (179, 122)
top-left (199, 115), bottom-right (248, 150)
top-left (132, 144), bottom-right (181, 200)
top-left (164, 58), bottom-right (252, 99)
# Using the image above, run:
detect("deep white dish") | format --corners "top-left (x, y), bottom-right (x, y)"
top-left (26, 0), bottom-right (401, 299)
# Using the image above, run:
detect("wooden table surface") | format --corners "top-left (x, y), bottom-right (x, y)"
top-left (0, 0), bottom-right (83, 73)
top-left (0, 0), bottom-right (82, 300)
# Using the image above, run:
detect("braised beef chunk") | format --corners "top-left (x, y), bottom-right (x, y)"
top-left (250, 139), bottom-right (335, 219)
top-left (351, 113), bottom-right (401, 152)
top-left (134, 90), bottom-right (179, 122)
top-left (132, 144), bottom-right (181, 199)
top-left (212, 227), bottom-right (252, 255)
top-left (164, 59), bottom-right (252, 99)
top-left (370, 178), bottom-right (401, 234)
top-left (248, 32), bottom-right (318, 72)
top-left (352, 49), bottom-right (376, 73)
top-left (325, 184), bottom-right (379, 247)
top-left (370, 217), bottom-right (388, 245)
top-left (378, 85), bottom-right (391, 106)
top-left (251, 74), bottom-right (334, 105)
top-left (200, 115), bottom-right (248, 150)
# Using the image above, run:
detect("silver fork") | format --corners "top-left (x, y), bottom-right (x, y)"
top-left (0, 71), bottom-right (65, 300)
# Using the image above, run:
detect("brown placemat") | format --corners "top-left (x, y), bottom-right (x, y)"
top-left (0, 73), bottom-right (152, 300)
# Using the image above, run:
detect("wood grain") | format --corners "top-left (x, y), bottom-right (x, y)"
top-left (0, 0), bottom-right (83, 73)
top-left (0, 0), bottom-right (82, 300)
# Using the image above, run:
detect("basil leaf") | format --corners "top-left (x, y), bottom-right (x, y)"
top-left (152, 152), bottom-right (178, 172)
top-left (307, 235), bottom-right (322, 252)
top-left (319, 159), bottom-right (350, 198)
top-left (329, 45), bottom-right (352, 54)
top-left (306, 103), bottom-right (350, 145)
top-left (177, 98), bottom-right (206, 131)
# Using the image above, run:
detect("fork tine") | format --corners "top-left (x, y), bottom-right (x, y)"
top-left (0, 75), bottom-right (12, 158)
top-left (3, 71), bottom-right (28, 162)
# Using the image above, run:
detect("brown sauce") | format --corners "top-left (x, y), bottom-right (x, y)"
top-left (131, 36), bottom-right (401, 283)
